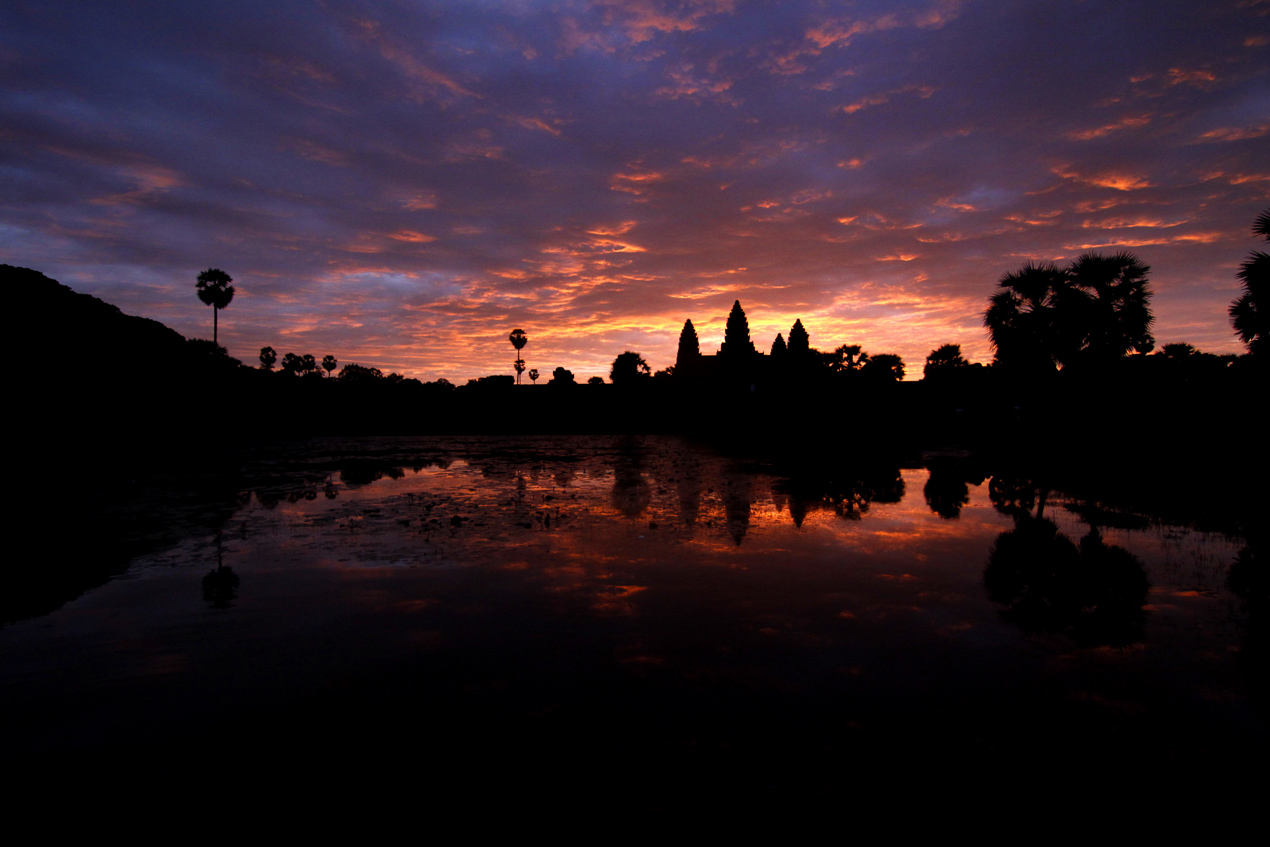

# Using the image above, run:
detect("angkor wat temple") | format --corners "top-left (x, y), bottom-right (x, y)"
top-left (674, 300), bottom-right (823, 387)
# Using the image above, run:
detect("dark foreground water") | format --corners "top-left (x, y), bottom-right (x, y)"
top-left (3, 435), bottom-right (1263, 810)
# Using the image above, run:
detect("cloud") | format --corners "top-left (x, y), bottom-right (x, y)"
top-left (0, 0), bottom-right (1261, 381)
top-left (1052, 166), bottom-right (1152, 191)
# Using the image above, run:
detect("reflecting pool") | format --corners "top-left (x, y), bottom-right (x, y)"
top-left (2, 435), bottom-right (1262, 803)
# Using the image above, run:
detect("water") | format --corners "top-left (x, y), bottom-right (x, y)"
top-left (2, 435), bottom-right (1261, 805)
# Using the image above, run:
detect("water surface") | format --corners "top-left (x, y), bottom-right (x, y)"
top-left (3, 435), bottom-right (1260, 802)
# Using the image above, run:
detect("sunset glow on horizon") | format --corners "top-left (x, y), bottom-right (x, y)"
top-left (2, 1), bottom-right (1266, 381)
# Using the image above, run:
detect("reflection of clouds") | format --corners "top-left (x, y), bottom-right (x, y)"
top-left (211, 439), bottom-right (1234, 650)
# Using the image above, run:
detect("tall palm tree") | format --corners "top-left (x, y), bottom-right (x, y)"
top-left (1231, 208), bottom-right (1269, 357)
top-left (509, 328), bottom-right (528, 383)
top-left (1067, 251), bottom-right (1154, 365)
top-left (984, 262), bottom-right (1070, 373)
top-left (195, 268), bottom-right (234, 345)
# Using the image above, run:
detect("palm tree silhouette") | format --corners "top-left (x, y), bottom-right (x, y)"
top-left (923, 343), bottom-right (967, 379)
top-left (528, 368), bottom-right (539, 385)
top-left (986, 254), bottom-right (1154, 372)
top-left (1067, 251), bottom-right (1154, 364)
top-left (509, 328), bottom-right (528, 383)
top-left (322, 355), bottom-right (338, 377)
top-left (1231, 208), bottom-right (1269, 357)
top-left (984, 262), bottom-right (1070, 373)
top-left (831, 344), bottom-right (869, 371)
top-left (195, 268), bottom-right (234, 346)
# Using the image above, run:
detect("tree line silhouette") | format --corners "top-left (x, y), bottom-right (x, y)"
top-left (7, 209), bottom-right (1264, 452)
top-left (179, 209), bottom-right (1264, 405)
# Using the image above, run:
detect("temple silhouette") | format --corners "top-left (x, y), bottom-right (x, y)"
top-left (673, 300), bottom-right (824, 389)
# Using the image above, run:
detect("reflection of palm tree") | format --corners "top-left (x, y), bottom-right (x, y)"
top-left (611, 437), bottom-right (650, 519)
top-left (988, 474), bottom-right (1047, 519)
top-left (1227, 529), bottom-right (1266, 702)
top-left (984, 517), bottom-right (1148, 647)
top-left (722, 473), bottom-right (752, 545)
top-left (924, 462), bottom-right (970, 519)
top-left (201, 534), bottom-right (239, 608)
top-left (195, 268), bottom-right (235, 345)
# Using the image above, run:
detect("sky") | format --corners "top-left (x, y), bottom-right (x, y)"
top-left (2, 0), bottom-right (1267, 382)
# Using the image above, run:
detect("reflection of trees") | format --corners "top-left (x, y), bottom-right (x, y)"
top-left (722, 473), bottom-right (752, 545)
top-left (984, 518), bottom-right (1148, 647)
top-left (611, 437), bottom-right (651, 519)
top-left (774, 465), bottom-right (904, 527)
top-left (675, 452), bottom-right (702, 527)
top-left (822, 468), bottom-right (904, 521)
top-left (1227, 529), bottom-right (1266, 717)
top-left (202, 534), bottom-right (239, 609)
top-left (925, 473), bottom-right (968, 519)
top-left (989, 475), bottom-right (1047, 519)
top-left (339, 460), bottom-right (405, 487)
top-left (923, 459), bottom-right (985, 519)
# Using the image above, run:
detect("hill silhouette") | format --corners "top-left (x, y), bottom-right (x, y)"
top-left (11, 264), bottom-right (188, 363)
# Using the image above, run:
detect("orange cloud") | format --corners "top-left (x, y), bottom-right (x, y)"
top-left (1064, 232), bottom-right (1221, 249)
top-left (601, 0), bottom-right (736, 44)
top-left (654, 62), bottom-right (737, 102)
top-left (1067, 114), bottom-right (1152, 140)
top-left (1166, 67), bottom-right (1217, 87)
top-left (87, 163), bottom-right (184, 207)
top-left (587, 221), bottom-right (639, 237)
top-left (1079, 217), bottom-right (1189, 229)
top-left (1052, 165), bottom-right (1150, 190)
top-left (842, 85), bottom-right (935, 114)
top-left (1197, 124), bottom-right (1269, 142)
top-left (611, 169), bottom-right (665, 196)
top-left (388, 230), bottom-right (436, 243)
top-left (511, 115), bottom-right (564, 136)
